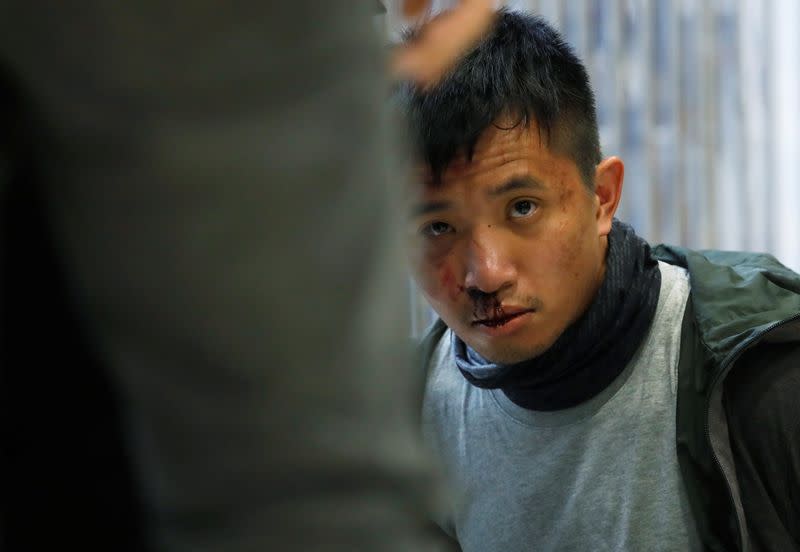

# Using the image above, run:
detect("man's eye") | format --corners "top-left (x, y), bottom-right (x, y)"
top-left (421, 221), bottom-right (453, 237)
top-left (510, 200), bottom-right (536, 218)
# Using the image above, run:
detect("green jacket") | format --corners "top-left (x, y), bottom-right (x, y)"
top-left (653, 245), bottom-right (800, 551)
top-left (419, 246), bottom-right (800, 551)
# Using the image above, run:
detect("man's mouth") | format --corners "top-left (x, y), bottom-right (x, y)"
top-left (472, 307), bottom-right (534, 328)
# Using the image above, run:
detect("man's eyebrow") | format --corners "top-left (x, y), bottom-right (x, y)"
top-left (487, 177), bottom-right (546, 197)
top-left (410, 200), bottom-right (453, 218)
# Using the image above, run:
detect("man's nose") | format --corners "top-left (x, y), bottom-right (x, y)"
top-left (463, 227), bottom-right (515, 296)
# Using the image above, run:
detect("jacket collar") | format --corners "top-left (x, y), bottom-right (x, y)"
top-left (653, 245), bottom-right (800, 368)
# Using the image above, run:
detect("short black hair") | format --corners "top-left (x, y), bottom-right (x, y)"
top-left (397, 9), bottom-right (601, 188)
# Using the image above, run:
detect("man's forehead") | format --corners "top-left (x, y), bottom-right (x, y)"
top-left (412, 123), bottom-right (549, 188)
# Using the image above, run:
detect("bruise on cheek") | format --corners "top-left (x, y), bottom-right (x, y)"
top-left (437, 263), bottom-right (465, 302)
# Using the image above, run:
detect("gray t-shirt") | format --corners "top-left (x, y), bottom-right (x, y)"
top-left (422, 262), bottom-right (702, 551)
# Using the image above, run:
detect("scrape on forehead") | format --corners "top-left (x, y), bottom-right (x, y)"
top-left (422, 117), bottom-right (552, 185)
top-left (421, 117), bottom-right (580, 189)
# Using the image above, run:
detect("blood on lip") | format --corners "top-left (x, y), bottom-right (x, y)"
top-left (473, 294), bottom-right (504, 322)
top-left (477, 310), bottom-right (525, 327)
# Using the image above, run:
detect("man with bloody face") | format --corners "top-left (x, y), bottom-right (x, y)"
top-left (400, 10), bottom-right (800, 552)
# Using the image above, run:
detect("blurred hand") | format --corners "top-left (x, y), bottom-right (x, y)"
top-left (391, 0), bottom-right (496, 89)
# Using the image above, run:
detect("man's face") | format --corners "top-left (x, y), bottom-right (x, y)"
top-left (407, 122), bottom-right (612, 364)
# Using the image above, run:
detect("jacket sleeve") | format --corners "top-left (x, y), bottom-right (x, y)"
top-left (724, 341), bottom-right (800, 552)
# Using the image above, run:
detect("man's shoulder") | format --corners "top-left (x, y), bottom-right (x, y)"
top-left (418, 318), bottom-right (449, 377)
top-left (419, 322), bottom-right (460, 391)
top-left (655, 244), bottom-right (800, 360)
top-left (655, 259), bottom-right (690, 300)
top-left (418, 322), bottom-right (474, 421)
top-left (653, 244), bottom-right (800, 300)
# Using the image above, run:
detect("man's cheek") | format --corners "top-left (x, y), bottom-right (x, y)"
top-left (437, 262), bottom-right (466, 302)
top-left (416, 260), bottom-right (464, 305)
top-left (546, 226), bottom-right (585, 281)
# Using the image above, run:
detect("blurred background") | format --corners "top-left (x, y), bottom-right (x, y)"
top-left (381, 0), bottom-right (800, 334)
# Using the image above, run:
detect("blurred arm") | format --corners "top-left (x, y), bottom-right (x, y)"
top-left (0, 3), bottom-right (439, 550)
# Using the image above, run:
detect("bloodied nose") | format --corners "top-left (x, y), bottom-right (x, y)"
top-left (467, 288), bottom-right (492, 303)
top-left (467, 288), bottom-right (504, 320)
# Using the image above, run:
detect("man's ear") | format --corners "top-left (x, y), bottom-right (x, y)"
top-left (593, 156), bottom-right (624, 237)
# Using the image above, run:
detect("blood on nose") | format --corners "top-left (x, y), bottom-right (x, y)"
top-left (468, 289), bottom-right (504, 321)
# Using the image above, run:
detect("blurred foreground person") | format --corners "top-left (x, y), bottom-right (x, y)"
top-left (400, 10), bottom-right (800, 552)
top-left (0, 2), bottom-right (493, 551)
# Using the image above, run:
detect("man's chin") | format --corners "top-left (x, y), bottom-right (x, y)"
top-left (464, 333), bottom-right (551, 365)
